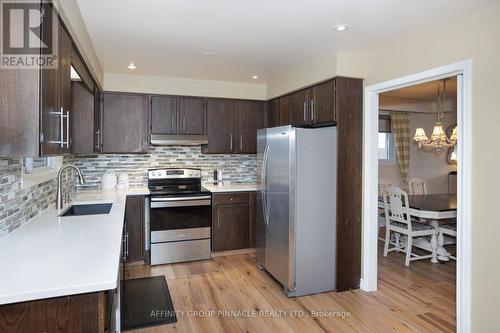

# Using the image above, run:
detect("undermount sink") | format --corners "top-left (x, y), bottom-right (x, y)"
top-left (59, 203), bottom-right (113, 217)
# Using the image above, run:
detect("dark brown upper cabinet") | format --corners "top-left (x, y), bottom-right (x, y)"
top-left (71, 82), bottom-right (95, 155)
top-left (179, 97), bottom-right (206, 135)
top-left (151, 96), bottom-right (178, 135)
top-left (274, 79), bottom-right (337, 129)
top-left (71, 46), bottom-right (98, 155)
top-left (40, 14), bottom-right (73, 156)
top-left (279, 95), bottom-right (291, 125)
top-left (0, 2), bottom-right (100, 157)
top-left (94, 90), bottom-right (103, 153)
top-left (235, 100), bottom-right (264, 153)
top-left (202, 99), bottom-right (235, 153)
top-left (203, 99), bottom-right (264, 154)
top-left (101, 93), bottom-right (149, 153)
top-left (311, 80), bottom-right (335, 125)
top-left (268, 96), bottom-right (291, 128)
top-left (59, 26), bottom-right (72, 121)
top-left (290, 88), bottom-right (311, 126)
top-left (150, 95), bottom-right (207, 144)
top-left (268, 99), bottom-right (280, 128)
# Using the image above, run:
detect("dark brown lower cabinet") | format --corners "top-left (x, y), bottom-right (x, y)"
top-left (212, 192), bottom-right (255, 251)
top-left (124, 196), bottom-right (145, 262)
top-left (212, 204), bottom-right (249, 251)
top-left (0, 291), bottom-right (108, 333)
top-left (249, 192), bottom-right (256, 248)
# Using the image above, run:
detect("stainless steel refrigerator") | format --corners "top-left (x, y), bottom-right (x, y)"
top-left (256, 125), bottom-right (337, 297)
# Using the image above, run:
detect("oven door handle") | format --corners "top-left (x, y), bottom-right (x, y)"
top-left (151, 199), bottom-right (211, 208)
top-left (151, 195), bottom-right (211, 202)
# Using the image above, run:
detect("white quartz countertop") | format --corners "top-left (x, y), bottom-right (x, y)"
top-left (203, 183), bottom-right (257, 193)
top-left (0, 186), bottom-right (149, 305)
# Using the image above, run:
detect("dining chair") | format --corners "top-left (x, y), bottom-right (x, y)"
top-left (378, 179), bottom-right (393, 197)
top-left (383, 186), bottom-right (436, 266)
top-left (439, 224), bottom-right (457, 261)
top-left (378, 180), bottom-right (393, 241)
top-left (408, 178), bottom-right (427, 195)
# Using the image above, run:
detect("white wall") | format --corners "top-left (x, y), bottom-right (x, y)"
top-left (379, 112), bottom-right (456, 193)
top-left (104, 73), bottom-right (267, 100)
top-left (266, 51), bottom-right (367, 99)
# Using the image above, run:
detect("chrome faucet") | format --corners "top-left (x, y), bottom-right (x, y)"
top-left (56, 164), bottom-right (85, 210)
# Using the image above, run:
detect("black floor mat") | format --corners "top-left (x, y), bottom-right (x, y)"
top-left (121, 276), bottom-right (177, 331)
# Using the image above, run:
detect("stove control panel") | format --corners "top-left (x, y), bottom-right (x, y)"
top-left (148, 168), bottom-right (202, 179)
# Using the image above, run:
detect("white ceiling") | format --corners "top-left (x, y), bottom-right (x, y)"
top-left (76, 0), bottom-right (498, 83)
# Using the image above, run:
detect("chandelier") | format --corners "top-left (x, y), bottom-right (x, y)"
top-left (413, 79), bottom-right (457, 153)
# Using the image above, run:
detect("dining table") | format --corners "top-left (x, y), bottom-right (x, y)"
top-left (378, 193), bottom-right (457, 263)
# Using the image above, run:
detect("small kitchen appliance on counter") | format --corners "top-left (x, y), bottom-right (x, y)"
top-left (102, 172), bottom-right (117, 190)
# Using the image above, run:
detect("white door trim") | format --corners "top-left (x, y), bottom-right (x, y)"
top-left (361, 60), bottom-right (472, 333)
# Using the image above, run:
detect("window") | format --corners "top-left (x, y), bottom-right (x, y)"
top-left (22, 157), bottom-right (62, 189)
top-left (24, 157), bottom-right (48, 174)
top-left (23, 157), bottom-right (62, 174)
top-left (378, 115), bottom-right (395, 162)
top-left (378, 133), bottom-right (394, 160)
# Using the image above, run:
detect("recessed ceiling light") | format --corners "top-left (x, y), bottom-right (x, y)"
top-left (201, 51), bottom-right (216, 56)
top-left (128, 63), bottom-right (136, 70)
top-left (335, 24), bottom-right (350, 32)
top-left (252, 75), bottom-right (259, 80)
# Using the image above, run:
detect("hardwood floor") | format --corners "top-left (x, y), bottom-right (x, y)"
top-left (125, 246), bottom-right (455, 333)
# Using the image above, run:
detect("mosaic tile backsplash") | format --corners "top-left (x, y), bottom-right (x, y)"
top-left (72, 146), bottom-right (257, 187)
top-left (0, 146), bottom-right (256, 237)
top-left (0, 158), bottom-right (73, 237)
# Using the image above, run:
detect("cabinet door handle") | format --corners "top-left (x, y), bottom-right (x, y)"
top-left (310, 99), bottom-right (314, 121)
top-left (60, 107), bottom-right (64, 147)
top-left (240, 134), bottom-right (243, 151)
top-left (171, 114), bottom-right (174, 132)
top-left (125, 232), bottom-right (129, 257)
top-left (122, 231), bottom-right (127, 260)
top-left (95, 130), bottom-right (100, 150)
top-left (183, 114), bottom-right (186, 132)
top-left (48, 107), bottom-right (65, 147)
top-left (230, 134), bottom-right (233, 151)
top-left (65, 111), bottom-right (70, 148)
top-left (303, 101), bottom-right (307, 122)
top-left (217, 210), bottom-right (220, 228)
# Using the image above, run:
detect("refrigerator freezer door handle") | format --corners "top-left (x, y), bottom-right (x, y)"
top-left (261, 145), bottom-right (270, 225)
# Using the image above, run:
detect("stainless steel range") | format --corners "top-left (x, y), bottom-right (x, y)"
top-left (147, 168), bottom-right (211, 265)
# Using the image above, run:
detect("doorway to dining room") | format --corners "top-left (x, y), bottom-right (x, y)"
top-left (362, 61), bottom-right (472, 332)
top-left (379, 76), bottom-right (458, 331)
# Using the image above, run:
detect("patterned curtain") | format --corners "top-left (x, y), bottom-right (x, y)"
top-left (390, 112), bottom-right (410, 189)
